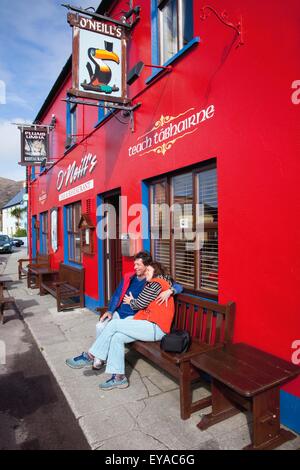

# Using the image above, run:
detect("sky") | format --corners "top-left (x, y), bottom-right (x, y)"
top-left (0, 0), bottom-right (102, 181)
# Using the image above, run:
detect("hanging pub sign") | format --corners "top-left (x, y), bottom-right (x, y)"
top-left (67, 13), bottom-right (128, 104)
top-left (19, 126), bottom-right (49, 166)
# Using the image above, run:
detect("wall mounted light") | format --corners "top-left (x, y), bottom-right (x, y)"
top-left (122, 5), bottom-right (141, 20)
top-left (127, 61), bottom-right (172, 85)
top-left (50, 114), bottom-right (57, 128)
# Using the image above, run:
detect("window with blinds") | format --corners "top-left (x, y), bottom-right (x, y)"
top-left (149, 165), bottom-right (218, 296)
top-left (66, 201), bottom-right (82, 264)
top-left (198, 169), bottom-right (218, 293)
top-left (150, 181), bottom-right (171, 272)
top-left (172, 173), bottom-right (195, 287)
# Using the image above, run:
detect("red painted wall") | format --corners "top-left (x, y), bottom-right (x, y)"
top-left (29, 0), bottom-right (300, 396)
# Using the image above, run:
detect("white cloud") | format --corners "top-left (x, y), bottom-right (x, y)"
top-left (6, 92), bottom-right (33, 110)
top-left (0, 118), bottom-right (30, 180)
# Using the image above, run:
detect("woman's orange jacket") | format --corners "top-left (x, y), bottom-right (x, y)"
top-left (133, 277), bottom-right (175, 333)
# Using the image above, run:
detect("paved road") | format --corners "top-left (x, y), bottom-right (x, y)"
top-left (0, 253), bottom-right (90, 450)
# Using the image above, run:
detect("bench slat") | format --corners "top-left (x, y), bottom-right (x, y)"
top-left (215, 312), bottom-right (224, 344)
top-left (194, 306), bottom-right (204, 342)
top-left (204, 309), bottom-right (213, 344)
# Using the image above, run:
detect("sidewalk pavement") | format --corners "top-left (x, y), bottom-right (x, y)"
top-left (2, 249), bottom-right (300, 451)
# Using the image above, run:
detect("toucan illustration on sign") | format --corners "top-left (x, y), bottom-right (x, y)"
top-left (81, 41), bottom-right (120, 94)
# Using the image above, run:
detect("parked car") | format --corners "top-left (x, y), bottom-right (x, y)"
top-left (0, 235), bottom-right (13, 254)
top-left (11, 238), bottom-right (24, 247)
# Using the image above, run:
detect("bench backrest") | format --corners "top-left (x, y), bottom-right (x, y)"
top-left (173, 294), bottom-right (235, 346)
top-left (59, 263), bottom-right (84, 290)
top-left (36, 254), bottom-right (50, 266)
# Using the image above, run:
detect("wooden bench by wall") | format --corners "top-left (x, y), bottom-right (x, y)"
top-left (18, 254), bottom-right (50, 281)
top-left (98, 294), bottom-right (235, 420)
top-left (40, 262), bottom-right (85, 312)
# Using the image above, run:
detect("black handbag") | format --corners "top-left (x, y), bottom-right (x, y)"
top-left (160, 329), bottom-right (191, 354)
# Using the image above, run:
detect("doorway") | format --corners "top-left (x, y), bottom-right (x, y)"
top-left (102, 191), bottom-right (122, 305)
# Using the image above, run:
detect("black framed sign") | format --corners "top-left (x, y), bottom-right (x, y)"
top-left (20, 127), bottom-right (49, 166)
top-left (67, 13), bottom-right (129, 104)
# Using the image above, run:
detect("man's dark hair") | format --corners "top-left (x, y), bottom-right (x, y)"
top-left (134, 251), bottom-right (152, 266)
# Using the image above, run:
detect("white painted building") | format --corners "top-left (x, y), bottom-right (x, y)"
top-left (1, 188), bottom-right (28, 238)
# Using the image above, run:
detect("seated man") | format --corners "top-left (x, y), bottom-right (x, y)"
top-left (66, 251), bottom-right (183, 369)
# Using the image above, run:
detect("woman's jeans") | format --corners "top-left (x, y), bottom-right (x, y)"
top-left (95, 311), bottom-right (120, 338)
top-left (89, 318), bottom-right (165, 375)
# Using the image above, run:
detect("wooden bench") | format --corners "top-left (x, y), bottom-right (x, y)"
top-left (97, 294), bottom-right (235, 420)
top-left (18, 254), bottom-right (50, 287)
top-left (191, 343), bottom-right (300, 450)
top-left (40, 262), bottom-right (85, 312)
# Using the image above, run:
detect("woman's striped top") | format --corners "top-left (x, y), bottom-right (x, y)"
top-left (130, 275), bottom-right (172, 311)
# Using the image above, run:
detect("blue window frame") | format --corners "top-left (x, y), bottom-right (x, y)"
top-left (31, 166), bottom-right (36, 180)
top-left (66, 201), bottom-right (82, 264)
top-left (66, 101), bottom-right (77, 149)
top-left (95, 101), bottom-right (113, 127)
top-left (152, 0), bottom-right (194, 65)
top-left (32, 215), bottom-right (37, 257)
top-left (40, 211), bottom-right (48, 254)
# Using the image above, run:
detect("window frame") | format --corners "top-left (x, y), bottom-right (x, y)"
top-left (149, 162), bottom-right (218, 299)
top-left (95, 101), bottom-right (113, 127)
top-left (157, 0), bottom-right (194, 65)
top-left (40, 211), bottom-right (48, 255)
top-left (65, 100), bottom-right (77, 149)
top-left (66, 201), bottom-right (82, 265)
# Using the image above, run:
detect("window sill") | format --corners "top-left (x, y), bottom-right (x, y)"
top-left (146, 37), bottom-right (200, 85)
top-left (182, 288), bottom-right (218, 302)
top-left (64, 142), bottom-right (77, 156)
top-left (66, 260), bottom-right (83, 268)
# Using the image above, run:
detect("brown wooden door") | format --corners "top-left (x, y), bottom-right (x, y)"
top-left (103, 192), bottom-right (122, 305)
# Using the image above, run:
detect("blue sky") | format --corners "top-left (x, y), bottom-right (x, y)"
top-left (0, 0), bottom-right (101, 181)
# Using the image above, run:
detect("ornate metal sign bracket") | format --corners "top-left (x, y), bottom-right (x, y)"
top-left (200, 5), bottom-right (244, 48)
top-left (63, 97), bottom-right (141, 133)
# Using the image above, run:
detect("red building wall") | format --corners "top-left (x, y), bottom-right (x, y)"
top-left (29, 0), bottom-right (300, 420)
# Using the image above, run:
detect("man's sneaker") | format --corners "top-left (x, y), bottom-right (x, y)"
top-left (65, 352), bottom-right (93, 369)
top-left (99, 374), bottom-right (129, 390)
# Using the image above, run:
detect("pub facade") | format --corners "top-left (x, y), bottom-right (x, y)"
top-left (27, 0), bottom-right (300, 432)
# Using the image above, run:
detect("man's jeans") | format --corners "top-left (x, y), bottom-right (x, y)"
top-left (89, 319), bottom-right (165, 375)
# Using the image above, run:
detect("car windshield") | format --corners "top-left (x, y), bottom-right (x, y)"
top-left (0, 235), bottom-right (9, 242)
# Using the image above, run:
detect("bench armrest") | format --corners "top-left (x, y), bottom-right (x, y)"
top-left (18, 258), bottom-right (36, 266)
top-left (28, 263), bottom-right (49, 269)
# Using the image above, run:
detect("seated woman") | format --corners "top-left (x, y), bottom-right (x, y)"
top-left (87, 261), bottom-right (175, 390)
